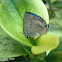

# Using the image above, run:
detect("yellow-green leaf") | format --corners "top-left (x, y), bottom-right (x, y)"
top-left (31, 35), bottom-right (59, 54)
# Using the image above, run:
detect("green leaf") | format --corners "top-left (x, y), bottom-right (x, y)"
top-left (31, 35), bottom-right (59, 54)
top-left (0, 27), bottom-right (26, 58)
top-left (45, 51), bottom-right (62, 62)
top-left (0, 0), bottom-right (49, 47)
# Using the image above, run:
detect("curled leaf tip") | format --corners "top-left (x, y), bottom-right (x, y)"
top-left (31, 35), bottom-right (59, 54)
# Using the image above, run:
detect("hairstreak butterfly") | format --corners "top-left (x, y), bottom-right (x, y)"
top-left (23, 12), bottom-right (49, 38)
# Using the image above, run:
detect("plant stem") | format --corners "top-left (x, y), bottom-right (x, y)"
top-left (24, 48), bottom-right (34, 59)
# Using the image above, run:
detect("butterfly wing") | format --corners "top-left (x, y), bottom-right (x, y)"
top-left (23, 12), bottom-right (47, 38)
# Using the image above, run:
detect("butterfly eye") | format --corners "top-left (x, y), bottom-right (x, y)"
top-left (46, 24), bottom-right (49, 27)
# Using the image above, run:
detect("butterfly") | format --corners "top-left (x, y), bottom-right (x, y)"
top-left (23, 12), bottom-right (49, 39)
